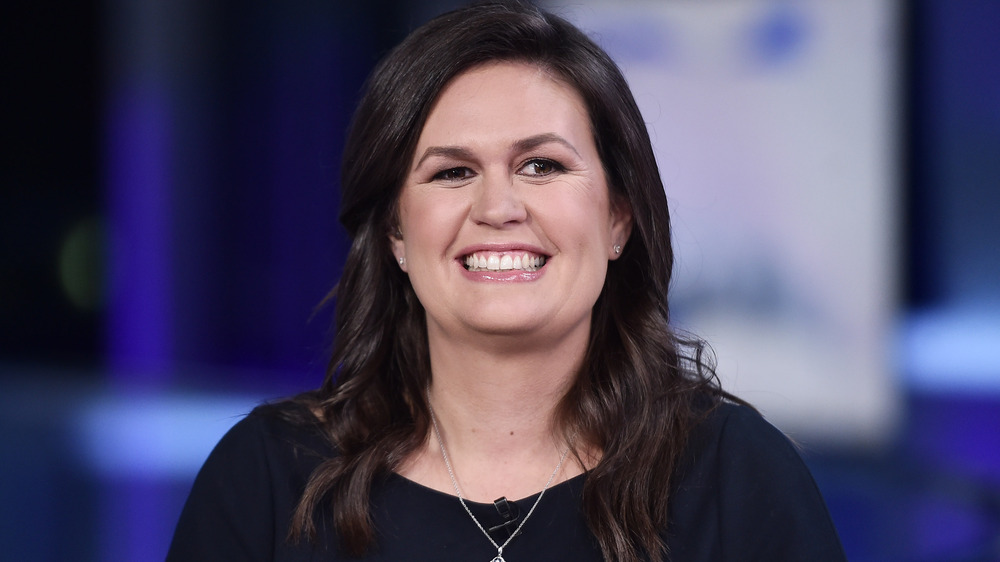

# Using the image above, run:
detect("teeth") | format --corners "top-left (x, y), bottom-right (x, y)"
top-left (463, 251), bottom-right (546, 272)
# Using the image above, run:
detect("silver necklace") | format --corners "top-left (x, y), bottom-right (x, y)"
top-left (427, 392), bottom-right (571, 562)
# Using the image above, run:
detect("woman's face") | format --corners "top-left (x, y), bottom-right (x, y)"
top-left (392, 62), bottom-right (631, 346)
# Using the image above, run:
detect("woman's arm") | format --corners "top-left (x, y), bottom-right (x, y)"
top-left (166, 412), bottom-right (277, 562)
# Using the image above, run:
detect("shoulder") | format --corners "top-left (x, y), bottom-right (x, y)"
top-left (667, 401), bottom-right (847, 561)
top-left (167, 400), bottom-right (334, 561)
top-left (196, 400), bottom-right (332, 484)
top-left (244, 400), bottom-right (334, 460)
top-left (673, 401), bottom-right (810, 504)
top-left (692, 401), bottom-right (804, 466)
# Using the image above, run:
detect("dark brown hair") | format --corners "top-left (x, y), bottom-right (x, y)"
top-left (289, 2), bottom-right (730, 560)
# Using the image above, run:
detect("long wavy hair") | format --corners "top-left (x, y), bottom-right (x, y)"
top-left (288, 2), bottom-right (729, 560)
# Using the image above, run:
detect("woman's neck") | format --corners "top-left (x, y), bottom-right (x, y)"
top-left (402, 325), bottom-right (590, 501)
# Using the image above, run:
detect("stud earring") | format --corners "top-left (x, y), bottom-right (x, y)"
top-left (613, 244), bottom-right (622, 255)
top-left (398, 257), bottom-right (406, 266)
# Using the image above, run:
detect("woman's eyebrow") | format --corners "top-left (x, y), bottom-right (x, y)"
top-left (415, 133), bottom-right (582, 169)
top-left (512, 133), bottom-right (581, 158)
top-left (414, 146), bottom-right (475, 168)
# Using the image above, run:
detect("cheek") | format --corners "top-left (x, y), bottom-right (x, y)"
top-left (399, 189), bottom-right (469, 254)
top-left (539, 191), bottom-right (612, 245)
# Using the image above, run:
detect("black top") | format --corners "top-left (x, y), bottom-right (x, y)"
top-left (167, 402), bottom-right (846, 561)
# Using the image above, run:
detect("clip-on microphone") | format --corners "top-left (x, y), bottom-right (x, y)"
top-left (488, 496), bottom-right (522, 540)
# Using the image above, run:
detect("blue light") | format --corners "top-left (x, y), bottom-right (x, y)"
top-left (76, 393), bottom-right (265, 479)
top-left (900, 305), bottom-right (1000, 393)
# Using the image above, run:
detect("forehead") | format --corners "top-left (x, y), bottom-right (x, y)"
top-left (415, 61), bottom-right (593, 145)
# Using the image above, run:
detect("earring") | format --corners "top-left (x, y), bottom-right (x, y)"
top-left (398, 257), bottom-right (406, 266)
top-left (613, 244), bottom-right (622, 255)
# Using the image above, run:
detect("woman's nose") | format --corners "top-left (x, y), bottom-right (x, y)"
top-left (468, 172), bottom-right (528, 227)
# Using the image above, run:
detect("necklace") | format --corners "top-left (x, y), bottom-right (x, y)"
top-left (427, 392), bottom-right (571, 562)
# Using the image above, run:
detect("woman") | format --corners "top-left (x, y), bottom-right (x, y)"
top-left (168, 2), bottom-right (846, 561)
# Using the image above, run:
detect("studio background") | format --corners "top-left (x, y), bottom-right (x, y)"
top-left (2, 1), bottom-right (999, 560)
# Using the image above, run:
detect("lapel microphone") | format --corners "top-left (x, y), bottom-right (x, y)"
top-left (489, 497), bottom-right (522, 539)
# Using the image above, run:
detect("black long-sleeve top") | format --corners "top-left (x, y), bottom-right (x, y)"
top-left (167, 401), bottom-right (846, 561)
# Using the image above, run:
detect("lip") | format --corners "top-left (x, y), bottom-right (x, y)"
top-left (456, 242), bottom-right (550, 282)
top-left (456, 242), bottom-right (550, 257)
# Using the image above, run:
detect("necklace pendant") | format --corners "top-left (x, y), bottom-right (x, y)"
top-left (490, 556), bottom-right (506, 562)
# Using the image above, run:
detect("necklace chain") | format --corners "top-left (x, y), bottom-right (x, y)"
top-left (427, 390), bottom-right (570, 561)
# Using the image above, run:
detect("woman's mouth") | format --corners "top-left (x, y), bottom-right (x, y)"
top-left (463, 251), bottom-right (547, 272)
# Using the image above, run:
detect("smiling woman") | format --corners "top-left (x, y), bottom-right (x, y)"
top-left (167, 2), bottom-right (846, 561)
top-left (392, 62), bottom-right (630, 345)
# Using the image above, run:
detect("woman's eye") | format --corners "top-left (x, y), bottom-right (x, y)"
top-left (433, 167), bottom-right (474, 181)
top-left (520, 159), bottom-right (563, 176)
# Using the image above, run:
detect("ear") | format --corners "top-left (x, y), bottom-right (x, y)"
top-left (608, 195), bottom-right (633, 260)
top-left (390, 228), bottom-right (407, 272)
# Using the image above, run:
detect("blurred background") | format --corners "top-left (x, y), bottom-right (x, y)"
top-left (2, 0), bottom-right (998, 560)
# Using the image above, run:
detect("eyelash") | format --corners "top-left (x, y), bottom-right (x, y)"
top-left (432, 167), bottom-right (474, 181)
top-left (430, 158), bottom-right (565, 182)
top-left (519, 158), bottom-right (565, 176)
